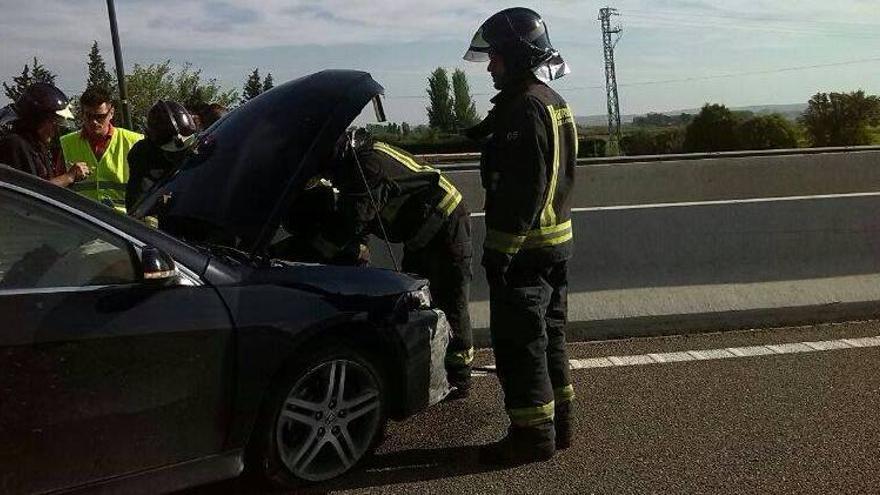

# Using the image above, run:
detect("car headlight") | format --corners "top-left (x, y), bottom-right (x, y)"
top-left (406, 285), bottom-right (433, 310)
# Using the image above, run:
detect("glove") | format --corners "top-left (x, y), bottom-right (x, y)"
top-left (482, 249), bottom-right (512, 287)
top-left (356, 243), bottom-right (371, 267)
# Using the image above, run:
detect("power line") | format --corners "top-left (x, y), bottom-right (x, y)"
top-left (626, 8), bottom-right (880, 30)
top-left (386, 57), bottom-right (880, 100)
top-left (625, 11), bottom-right (880, 39)
top-left (616, 57), bottom-right (880, 88)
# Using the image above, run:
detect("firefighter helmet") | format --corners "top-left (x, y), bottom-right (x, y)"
top-left (147, 100), bottom-right (198, 152)
top-left (15, 82), bottom-right (74, 121)
top-left (463, 7), bottom-right (570, 83)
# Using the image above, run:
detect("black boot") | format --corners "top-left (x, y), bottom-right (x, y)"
top-left (479, 425), bottom-right (556, 466)
top-left (445, 367), bottom-right (472, 401)
top-left (555, 402), bottom-right (573, 450)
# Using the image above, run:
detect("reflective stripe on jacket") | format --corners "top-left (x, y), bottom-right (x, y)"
top-left (480, 81), bottom-right (577, 260)
top-left (323, 140), bottom-right (467, 254)
top-left (60, 128), bottom-right (143, 211)
top-left (372, 142), bottom-right (462, 218)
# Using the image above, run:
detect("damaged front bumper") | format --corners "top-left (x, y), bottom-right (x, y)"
top-left (391, 309), bottom-right (451, 418)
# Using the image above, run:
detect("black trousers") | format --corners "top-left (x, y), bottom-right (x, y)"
top-left (403, 211), bottom-right (474, 383)
top-left (488, 259), bottom-right (573, 428)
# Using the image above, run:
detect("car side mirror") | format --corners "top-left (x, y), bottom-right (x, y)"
top-left (140, 246), bottom-right (177, 283)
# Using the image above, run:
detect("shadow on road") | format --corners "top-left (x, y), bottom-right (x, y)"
top-left (299, 444), bottom-right (499, 494)
top-left (184, 444), bottom-right (501, 494)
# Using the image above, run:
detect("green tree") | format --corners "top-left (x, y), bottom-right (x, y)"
top-left (738, 114), bottom-right (799, 150)
top-left (262, 72), bottom-right (274, 92)
top-left (242, 68), bottom-right (263, 103)
top-left (451, 68), bottom-right (479, 130)
top-left (620, 130), bottom-right (654, 156)
top-left (3, 57), bottom-right (57, 102)
top-left (683, 104), bottom-right (741, 152)
top-left (125, 61), bottom-right (238, 131)
top-left (581, 137), bottom-right (607, 158)
top-left (85, 41), bottom-right (116, 96)
top-left (800, 90), bottom-right (880, 147)
top-left (426, 67), bottom-right (454, 132)
top-left (633, 112), bottom-right (692, 127)
top-left (621, 128), bottom-right (685, 156)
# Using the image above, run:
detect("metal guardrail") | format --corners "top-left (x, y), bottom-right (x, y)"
top-left (418, 145), bottom-right (880, 171)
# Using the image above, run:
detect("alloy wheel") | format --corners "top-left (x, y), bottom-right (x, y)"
top-left (275, 359), bottom-right (382, 481)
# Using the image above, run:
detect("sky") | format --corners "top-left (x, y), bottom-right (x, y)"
top-left (1, 0), bottom-right (879, 124)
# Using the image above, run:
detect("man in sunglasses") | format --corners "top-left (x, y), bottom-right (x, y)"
top-left (60, 86), bottom-right (142, 212)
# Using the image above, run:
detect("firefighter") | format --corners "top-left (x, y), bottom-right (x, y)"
top-left (463, 7), bottom-right (577, 464)
top-left (316, 129), bottom-right (475, 397)
top-left (0, 83), bottom-right (90, 187)
top-left (126, 100), bottom-right (199, 213)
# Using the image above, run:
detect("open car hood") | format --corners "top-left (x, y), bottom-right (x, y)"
top-left (139, 70), bottom-right (384, 254)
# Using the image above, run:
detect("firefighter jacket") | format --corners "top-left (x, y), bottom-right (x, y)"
top-left (318, 140), bottom-right (466, 256)
top-left (126, 139), bottom-right (187, 214)
top-left (0, 130), bottom-right (58, 181)
top-left (479, 80), bottom-right (577, 263)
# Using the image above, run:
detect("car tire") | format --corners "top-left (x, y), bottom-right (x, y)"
top-left (248, 343), bottom-right (388, 488)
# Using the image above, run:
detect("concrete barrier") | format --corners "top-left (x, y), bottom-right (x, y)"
top-left (437, 147), bottom-right (880, 212)
top-left (369, 148), bottom-right (880, 344)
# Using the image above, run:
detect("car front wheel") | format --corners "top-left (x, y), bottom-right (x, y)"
top-left (252, 345), bottom-right (387, 487)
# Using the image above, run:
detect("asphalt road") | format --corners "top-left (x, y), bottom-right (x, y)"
top-left (187, 319), bottom-right (880, 494)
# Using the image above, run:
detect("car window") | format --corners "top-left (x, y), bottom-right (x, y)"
top-left (0, 189), bottom-right (138, 290)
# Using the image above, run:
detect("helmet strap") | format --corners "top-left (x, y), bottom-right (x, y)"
top-left (160, 101), bottom-right (191, 151)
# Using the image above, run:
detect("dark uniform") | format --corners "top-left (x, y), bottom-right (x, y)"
top-left (0, 128), bottom-right (61, 180)
top-left (478, 79), bottom-right (577, 436)
top-left (321, 139), bottom-right (475, 388)
top-left (126, 139), bottom-right (182, 213)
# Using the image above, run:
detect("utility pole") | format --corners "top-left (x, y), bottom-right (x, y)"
top-left (106, 0), bottom-right (132, 130)
top-left (598, 7), bottom-right (622, 155)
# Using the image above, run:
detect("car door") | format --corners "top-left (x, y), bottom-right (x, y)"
top-left (0, 186), bottom-right (235, 494)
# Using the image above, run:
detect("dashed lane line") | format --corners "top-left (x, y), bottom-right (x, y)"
top-left (569, 335), bottom-right (880, 370)
top-left (473, 335), bottom-right (880, 374)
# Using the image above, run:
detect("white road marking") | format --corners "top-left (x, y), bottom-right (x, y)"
top-left (472, 335), bottom-right (880, 377)
top-left (568, 335), bottom-right (880, 370)
top-left (468, 191), bottom-right (880, 217)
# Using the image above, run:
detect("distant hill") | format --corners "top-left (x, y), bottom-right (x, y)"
top-left (577, 103), bottom-right (808, 127)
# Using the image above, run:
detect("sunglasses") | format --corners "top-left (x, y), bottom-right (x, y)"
top-left (84, 111), bottom-right (112, 122)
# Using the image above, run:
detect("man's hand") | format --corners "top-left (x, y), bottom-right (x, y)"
top-left (67, 162), bottom-right (90, 182)
top-left (482, 249), bottom-right (512, 287)
top-left (356, 243), bottom-right (371, 267)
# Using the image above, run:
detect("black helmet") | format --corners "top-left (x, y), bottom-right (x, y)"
top-left (147, 100), bottom-right (198, 152)
top-left (464, 7), bottom-right (570, 83)
top-left (15, 82), bottom-right (74, 121)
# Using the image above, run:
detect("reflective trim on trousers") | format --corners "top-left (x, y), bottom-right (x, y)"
top-left (445, 347), bottom-right (475, 367)
top-left (554, 384), bottom-right (575, 404)
top-left (508, 401), bottom-right (555, 427)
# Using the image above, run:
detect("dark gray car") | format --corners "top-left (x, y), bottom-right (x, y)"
top-left (0, 70), bottom-right (450, 494)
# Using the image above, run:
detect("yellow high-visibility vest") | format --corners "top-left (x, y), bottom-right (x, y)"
top-left (60, 128), bottom-right (143, 212)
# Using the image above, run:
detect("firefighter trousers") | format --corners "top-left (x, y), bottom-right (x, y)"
top-left (488, 259), bottom-right (574, 428)
top-left (403, 210), bottom-right (474, 384)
